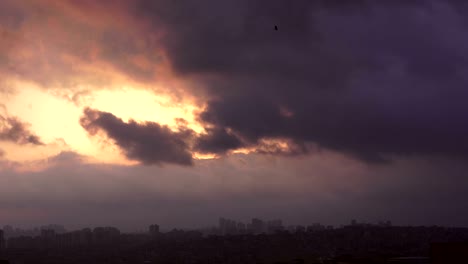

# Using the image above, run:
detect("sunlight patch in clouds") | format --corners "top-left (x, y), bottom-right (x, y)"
top-left (1, 80), bottom-right (204, 165)
top-left (90, 87), bottom-right (203, 133)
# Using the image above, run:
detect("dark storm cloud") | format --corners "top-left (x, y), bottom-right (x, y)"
top-left (0, 0), bottom-right (25, 29)
top-left (0, 114), bottom-right (44, 145)
top-left (133, 0), bottom-right (468, 162)
top-left (80, 108), bottom-right (194, 166)
top-left (194, 127), bottom-right (244, 154)
top-left (254, 139), bottom-right (310, 156)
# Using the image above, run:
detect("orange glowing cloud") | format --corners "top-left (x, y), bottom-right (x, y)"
top-left (0, 0), bottom-right (209, 166)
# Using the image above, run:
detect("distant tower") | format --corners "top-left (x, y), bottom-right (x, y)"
top-left (149, 224), bottom-right (160, 236)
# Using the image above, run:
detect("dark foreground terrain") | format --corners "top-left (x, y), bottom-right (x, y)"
top-left (1, 225), bottom-right (468, 263)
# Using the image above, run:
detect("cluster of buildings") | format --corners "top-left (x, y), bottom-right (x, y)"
top-left (4, 227), bottom-right (120, 249)
top-left (0, 222), bottom-right (468, 263)
top-left (212, 217), bottom-right (332, 236)
top-left (216, 217), bottom-right (284, 235)
top-left (0, 224), bottom-right (163, 251)
top-left (1, 225), bottom-right (66, 239)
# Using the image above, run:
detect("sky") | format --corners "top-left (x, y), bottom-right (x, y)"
top-left (1, 0), bottom-right (468, 231)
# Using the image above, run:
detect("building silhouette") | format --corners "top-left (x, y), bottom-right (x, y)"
top-left (219, 218), bottom-right (239, 235)
top-left (267, 219), bottom-right (284, 233)
top-left (251, 218), bottom-right (265, 234)
top-left (149, 224), bottom-right (160, 236)
top-left (0, 229), bottom-right (4, 251)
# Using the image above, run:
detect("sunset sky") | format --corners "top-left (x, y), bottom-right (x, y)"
top-left (1, 0), bottom-right (468, 231)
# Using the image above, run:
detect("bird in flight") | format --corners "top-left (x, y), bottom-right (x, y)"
top-left (275, 25), bottom-right (278, 30)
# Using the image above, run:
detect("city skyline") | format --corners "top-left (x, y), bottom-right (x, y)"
top-left (0, 217), bottom-right (456, 236)
top-left (3, 220), bottom-right (465, 263)
top-left (0, 217), bottom-right (458, 239)
top-left (2, 0), bottom-right (468, 230)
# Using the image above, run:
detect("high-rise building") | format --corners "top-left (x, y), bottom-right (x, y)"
top-left (219, 218), bottom-right (240, 235)
top-left (287, 225), bottom-right (296, 233)
top-left (307, 223), bottom-right (325, 233)
top-left (251, 218), bottom-right (265, 234)
top-left (41, 229), bottom-right (56, 238)
top-left (296, 225), bottom-right (306, 233)
top-left (219, 218), bottom-right (226, 235)
top-left (41, 229), bottom-right (56, 249)
top-left (93, 227), bottom-right (120, 245)
top-left (149, 224), bottom-right (160, 236)
top-left (237, 222), bottom-right (246, 234)
top-left (267, 219), bottom-right (284, 234)
top-left (0, 229), bottom-right (5, 250)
